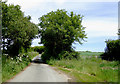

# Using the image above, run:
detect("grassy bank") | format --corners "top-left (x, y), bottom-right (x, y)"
top-left (2, 51), bottom-right (39, 82)
top-left (0, 58), bottom-right (1, 83)
top-left (48, 51), bottom-right (119, 82)
top-left (79, 51), bottom-right (103, 57)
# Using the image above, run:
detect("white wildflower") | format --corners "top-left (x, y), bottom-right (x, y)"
top-left (19, 57), bottom-right (22, 61)
top-left (11, 58), bottom-right (13, 60)
top-left (95, 56), bottom-right (98, 58)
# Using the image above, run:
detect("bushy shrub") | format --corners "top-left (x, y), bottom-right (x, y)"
top-left (41, 52), bottom-right (51, 63)
top-left (41, 50), bottom-right (80, 62)
top-left (27, 51), bottom-right (39, 60)
top-left (2, 51), bottom-right (39, 82)
top-left (100, 40), bottom-right (120, 61)
top-left (39, 9), bottom-right (87, 61)
top-left (31, 46), bottom-right (44, 54)
top-left (58, 51), bottom-right (80, 60)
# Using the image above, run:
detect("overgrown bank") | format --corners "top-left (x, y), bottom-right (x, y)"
top-left (1, 1), bottom-right (39, 82)
top-left (47, 51), bottom-right (119, 82)
top-left (2, 51), bottom-right (39, 82)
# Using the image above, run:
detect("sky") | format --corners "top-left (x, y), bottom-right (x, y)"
top-left (5, 0), bottom-right (119, 52)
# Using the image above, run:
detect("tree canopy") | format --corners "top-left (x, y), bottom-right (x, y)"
top-left (39, 9), bottom-right (87, 60)
top-left (100, 39), bottom-right (120, 61)
top-left (2, 2), bottom-right (39, 56)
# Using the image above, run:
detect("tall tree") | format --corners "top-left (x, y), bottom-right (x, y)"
top-left (2, 2), bottom-right (38, 56)
top-left (39, 9), bottom-right (87, 59)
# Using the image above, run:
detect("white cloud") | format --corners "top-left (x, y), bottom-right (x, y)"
top-left (31, 38), bottom-right (43, 47)
top-left (5, 0), bottom-right (118, 51)
top-left (6, 0), bottom-right (118, 37)
top-left (53, 0), bottom-right (66, 6)
top-left (6, 0), bottom-right (45, 11)
top-left (6, 0), bottom-right (67, 11)
top-left (66, 0), bottom-right (119, 2)
top-left (83, 18), bottom-right (118, 37)
top-left (6, 0), bottom-right (119, 11)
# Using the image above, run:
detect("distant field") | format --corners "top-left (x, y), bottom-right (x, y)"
top-left (48, 51), bottom-right (119, 82)
top-left (78, 51), bottom-right (103, 57)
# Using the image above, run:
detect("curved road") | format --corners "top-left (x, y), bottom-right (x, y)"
top-left (8, 55), bottom-right (69, 82)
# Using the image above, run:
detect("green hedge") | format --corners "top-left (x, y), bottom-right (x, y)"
top-left (101, 40), bottom-right (120, 61)
top-left (58, 51), bottom-right (80, 60)
top-left (41, 50), bottom-right (80, 63)
top-left (31, 46), bottom-right (44, 54)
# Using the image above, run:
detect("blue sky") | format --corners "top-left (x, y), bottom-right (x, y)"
top-left (6, 0), bottom-right (119, 52)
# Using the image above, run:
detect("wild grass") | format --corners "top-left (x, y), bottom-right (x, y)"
top-left (2, 51), bottom-right (39, 82)
top-left (27, 51), bottom-right (39, 60)
top-left (79, 51), bottom-right (103, 57)
top-left (48, 51), bottom-right (119, 82)
top-left (0, 57), bottom-right (1, 83)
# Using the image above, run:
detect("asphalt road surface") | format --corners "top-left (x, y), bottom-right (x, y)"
top-left (8, 55), bottom-right (69, 82)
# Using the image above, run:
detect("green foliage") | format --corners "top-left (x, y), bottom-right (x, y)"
top-left (39, 9), bottom-right (87, 61)
top-left (2, 55), bottom-right (30, 82)
top-left (2, 2), bottom-right (38, 56)
top-left (48, 56), bottom-right (119, 82)
top-left (100, 40), bottom-right (120, 61)
top-left (2, 51), bottom-right (39, 82)
top-left (79, 51), bottom-right (103, 57)
top-left (31, 46), bottom-right (44, 54)
top-left (58, 51), bottom-right (80, 60)
top-left (41, 50), bottom-right (80, 62)
top-left (25, 51), bottom-right (39, 60)
top-left (41, 50), bottom-right (52, 62)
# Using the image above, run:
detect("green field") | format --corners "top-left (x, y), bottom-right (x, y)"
top-left (48, 51), bottom-right (119, 82)
top-left (79, 51), bottom-right (103, 56)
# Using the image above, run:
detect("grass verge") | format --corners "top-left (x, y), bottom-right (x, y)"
top-left (2, 51), bottom-right (39, 82)
top-left (48, 51), bottom-right (119, 82)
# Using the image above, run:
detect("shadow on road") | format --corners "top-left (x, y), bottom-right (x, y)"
top-left (31, 59), bottom-right (44, 64)
top-left (31, 55), bottom-right (44, 64)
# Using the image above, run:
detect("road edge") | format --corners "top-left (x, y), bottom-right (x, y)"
top-left (49, 65), bottom-right (74, 82)
top-left (5, 63), bottom-right (32, 83)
